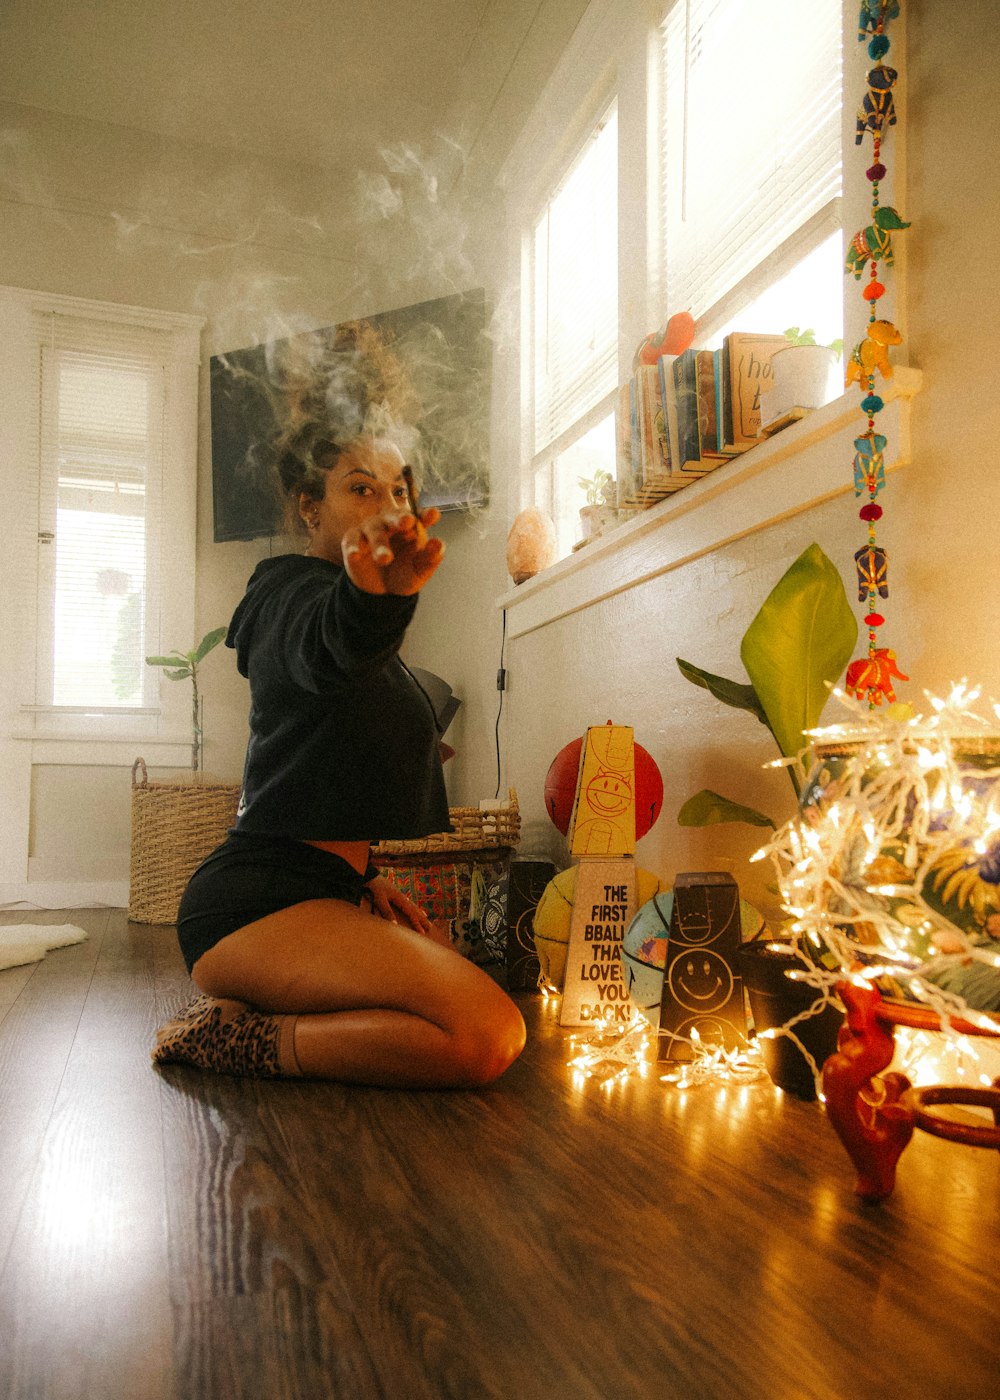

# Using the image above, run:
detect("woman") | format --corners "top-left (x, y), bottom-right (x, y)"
top-left (154, 345), bottom-right (525, 1088)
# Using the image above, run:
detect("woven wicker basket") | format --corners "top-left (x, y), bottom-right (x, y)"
top-left (372, 789), bottom-right (520, 857)
top-left (128, 758), bottom-right (241, 925)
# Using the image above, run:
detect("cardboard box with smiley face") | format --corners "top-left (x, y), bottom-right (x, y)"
top-left (658, 871), bottom-right (748, 1059)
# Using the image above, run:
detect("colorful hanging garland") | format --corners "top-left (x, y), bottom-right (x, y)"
top-left (844, 0), bottom-right (910, 708)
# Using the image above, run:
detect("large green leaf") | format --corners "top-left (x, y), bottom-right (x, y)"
top-left (676, 657), bottom-right (771, 730)
top-left (192, 626), bottom-right (227, 664)
top-left (678, 789), bottom-right (775, 829)
top-left (740, 543), bottom-right (857, 764)
top-left (145, 654), bottom-right (191, 671)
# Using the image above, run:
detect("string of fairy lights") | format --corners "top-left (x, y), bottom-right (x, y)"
top-left (756, 685), bottom-right (1000, 1049)
top-left (566, 687), bottom-right (1000, 1095)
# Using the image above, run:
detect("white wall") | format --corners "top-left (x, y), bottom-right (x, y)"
top-left (0, 99), bottom-right (497, 900)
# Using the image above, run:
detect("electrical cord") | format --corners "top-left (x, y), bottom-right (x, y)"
top-left (494, 607), bottom-right (507, 798)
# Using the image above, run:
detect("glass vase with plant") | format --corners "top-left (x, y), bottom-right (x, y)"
top-left (146, 627), bottom-right (227, 772)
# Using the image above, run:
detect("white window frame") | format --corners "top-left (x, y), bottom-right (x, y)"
top-left (523, 100), bottom-right (619, 541)
top-left (0, 286), bottom-right (202, 757)
top-left (497, 0), bottom-right (626, 523)
top-left (501, 0), bottom-right (849, 533)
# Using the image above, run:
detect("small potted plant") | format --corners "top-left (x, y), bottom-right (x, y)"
top-left (577, 468), bottom-right (618, 540)
top-left (761, 327), bottom-right (845, 429)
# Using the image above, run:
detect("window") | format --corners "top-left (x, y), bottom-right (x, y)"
top-left (35, 316), bottom-right (168, 711)
top-left (510, 1), bottom-right (845, 568)
top-left (657, 0), bottom-right (843, 336)
top-left (525, 104), bottom-right (618, 560)
top-left (0, 287), bottom-right (200, 744)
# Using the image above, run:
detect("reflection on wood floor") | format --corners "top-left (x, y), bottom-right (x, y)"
top-left (1, 908), bottom-right (998, 1400)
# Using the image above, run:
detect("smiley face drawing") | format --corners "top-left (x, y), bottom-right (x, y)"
top-left (584, 767), bottom-right (633, 817)
top-left (667, 948), bottom-right (733, 1014)
top-left (673, 888), bottom-right (739, 946)
top-left (570, 723), bottom-right (638, 856)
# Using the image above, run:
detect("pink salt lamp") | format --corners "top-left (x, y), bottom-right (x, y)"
top-left (506, 507), bottom-right (557, 585)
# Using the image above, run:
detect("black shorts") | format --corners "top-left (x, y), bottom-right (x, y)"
top-left (176, 832), bottom-right (369, 973)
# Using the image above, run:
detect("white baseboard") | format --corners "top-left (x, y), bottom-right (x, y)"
top-left (0, 881), bottom-right (128, 910)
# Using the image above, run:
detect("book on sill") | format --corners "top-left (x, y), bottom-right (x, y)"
top-left (639, 363), bottom-right (671, 484)
top-left (630, 375), bottom-right (641, 483)
top-left (725, 332), bottom-right (789, 445)
top-left (657, 353), bottom-right (709, 489)
top-left (661, 351), bottom-right (736, 479)
top-left (617, 342), bottom-right (772, 507)
top-left (616, 373), bottom-right (659, 505)
top-left (696, 349), bottom-right (738, 462)
top-left (617, 365), bottom-right (682, 507)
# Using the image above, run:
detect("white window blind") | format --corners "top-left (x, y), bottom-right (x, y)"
top-left (33, 312), bottom-right (169, 712)
top-left (531, 104), bottom-right (618, 456)
top-left (658, 0), bottom-right (842, 322)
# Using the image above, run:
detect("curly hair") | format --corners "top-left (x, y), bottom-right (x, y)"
top-left (272, 320), bottom-right (419, 525)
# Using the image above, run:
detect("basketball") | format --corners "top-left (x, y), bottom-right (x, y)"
top-left (543, 734), bottom-right (664, 838)
top-left (542, 741), bottom-right (584, 837)
top-left (532, 866), bottom-right (579, 988)
top-left (621, 891), bottom-right (675, 1024)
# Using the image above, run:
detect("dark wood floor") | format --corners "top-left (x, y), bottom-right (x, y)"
top-left (1, 910), bottom-right (998, 1400)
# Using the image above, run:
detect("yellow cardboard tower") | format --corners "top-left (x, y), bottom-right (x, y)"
top-left (569, 724), bottom-right (636, 857)
top-left (560, 724), bottom-right (640, 1026)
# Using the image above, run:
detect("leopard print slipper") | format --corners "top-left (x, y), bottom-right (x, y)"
top-left (152, 995), bottom-right (300, 1078)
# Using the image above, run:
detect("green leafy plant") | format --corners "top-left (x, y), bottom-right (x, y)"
top-left (676, 543), bottom-right (857, 830)
top-left (146, 627), bottom-right (227, 771)
top-left (577, 468), bottom-right (616, 508)
top-left (783, 326), bottom-right (844, 360)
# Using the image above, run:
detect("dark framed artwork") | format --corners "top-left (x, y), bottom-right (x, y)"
top-left (210, 289), bottom-right (491, 542)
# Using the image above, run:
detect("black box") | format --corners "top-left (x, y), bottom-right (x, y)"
top-left (506, 859), bottom-right (556, 992)
top-left (658, 872), bottom-right (747, 1060)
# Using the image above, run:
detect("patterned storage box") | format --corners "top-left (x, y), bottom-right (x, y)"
top-left (373, 849), bottom-right (512, 983)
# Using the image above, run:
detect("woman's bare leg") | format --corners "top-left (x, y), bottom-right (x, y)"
top-left (190, 899), bottom-right (526, 1089)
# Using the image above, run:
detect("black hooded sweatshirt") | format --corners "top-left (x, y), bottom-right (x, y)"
top-left (225, 554), bottom-right (450, 841)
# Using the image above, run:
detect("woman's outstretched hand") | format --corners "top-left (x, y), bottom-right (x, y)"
top-left (342, 506), bottom-right (444, 595)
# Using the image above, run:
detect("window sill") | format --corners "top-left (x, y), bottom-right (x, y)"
top-left (498, 368), bottom-right (923, 638)
top-left (10, 732), bottom-right (195, 767)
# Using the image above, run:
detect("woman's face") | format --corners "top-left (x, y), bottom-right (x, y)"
top-left (300, 436), bottom-right (411, 565)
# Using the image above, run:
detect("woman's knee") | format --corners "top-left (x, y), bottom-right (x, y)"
top-left (450, 996), bottom-right (526, 1087)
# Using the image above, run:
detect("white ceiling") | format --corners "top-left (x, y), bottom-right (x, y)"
top-left (0, 0), bottom-right (591, 188)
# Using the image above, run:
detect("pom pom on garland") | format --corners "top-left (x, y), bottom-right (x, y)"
top-left (866, 161), bottom-right (887, 181)
top-left (863, 280), bottom-right (885, 302)
top-left (868, 35), bottom-right (890, 61)
top-left (860, 502), bottom-right (883, 521)
top-left (861, 393), bottom-right (885, 414)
